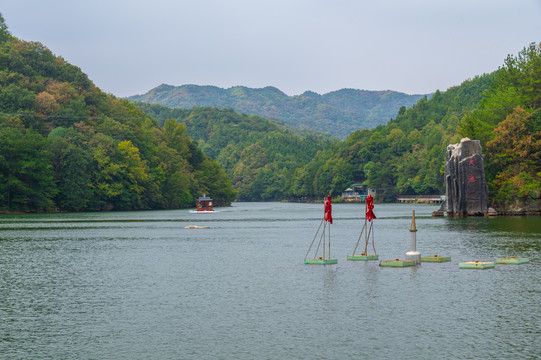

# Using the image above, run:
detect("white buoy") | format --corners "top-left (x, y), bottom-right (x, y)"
top-left (405, 210), bottom-right (421, 265)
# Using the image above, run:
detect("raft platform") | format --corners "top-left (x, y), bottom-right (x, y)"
top-left (496, 257), bottom-right (529, 265)
top-left (421, 255), bottom-right (451, 263)
top-left (379, 259), bottom-right (416, 267)
top-left (304, 258), bottom-right (338, 265)
top-left (459, 261), bottom-right (495, 269)
top-left (347, 254), bottom-right (379, 261)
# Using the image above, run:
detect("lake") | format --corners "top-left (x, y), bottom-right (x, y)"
top-left (0, 202), bottom-right (539, 359)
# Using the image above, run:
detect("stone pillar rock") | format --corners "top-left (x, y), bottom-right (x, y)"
top-left (444, 138), bottom-right (488, 216)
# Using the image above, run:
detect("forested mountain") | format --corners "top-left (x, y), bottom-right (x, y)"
top-left (1, 8), bottom-right (538, 213)
top-left (128, 84), bottom-right (426, 138)
top-left (287, 75), bottom-right (495, 202)
top-left (137, 43), bottom-right (541, 213)
top-left (0, 14), bottom-right (236, 212)
top-left (134, 103), bottom-right (332, 201)
top-left (135, 76), bottom-right (490, 202)
top-left (135, 77), bottom-right (493, 202)
top-left (286, 43), bottom-right (541, 212)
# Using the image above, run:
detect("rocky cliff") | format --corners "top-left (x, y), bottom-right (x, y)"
top-left (444, 138), bottom-right (489, 216)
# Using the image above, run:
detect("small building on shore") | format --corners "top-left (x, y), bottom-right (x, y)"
top-left (341, 184), bottom-right (376, 202)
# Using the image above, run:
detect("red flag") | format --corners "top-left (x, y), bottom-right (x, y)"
top-left (366, 194), bottom-right (376, 222)
top-left (324, 195), bottom-right (333, 224)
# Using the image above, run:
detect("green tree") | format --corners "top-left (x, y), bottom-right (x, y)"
top-left (0, 121), bottom-right (56, 211)
top-left (89, 134), bottom-right (123, 210)
top-left (48, 133), bottom-right (94, 211)
top-left (195, 158), bottom-right (237, 205)
top-left (116, 140), bottom-right (150, 209)
top-left (0, 12), bottom-right (11, 43)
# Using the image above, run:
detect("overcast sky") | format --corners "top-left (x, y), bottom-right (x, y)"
top-left (2, 0), bottom-right (540, 97)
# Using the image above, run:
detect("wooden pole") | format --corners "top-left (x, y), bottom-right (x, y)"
top-left (328, 222), bottom-right (331, 260)
top-left (364, 221), bottom-right (373, 255)
top-left (305, 219), bottom-right (324, 260)
top-left (322, 221), bottom-right (326, 259)
top-left (371, 221), bottom-right (377, 254)
top-left (352, 220), bottom-right (367, 255)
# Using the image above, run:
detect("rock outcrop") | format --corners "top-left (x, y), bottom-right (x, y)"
top-left (444, 138), bottom-right (489, 216)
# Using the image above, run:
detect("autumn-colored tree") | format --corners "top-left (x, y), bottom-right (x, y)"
top-left (35, 91), bottom-right (59, 115)
top-left (486, 107), bottom-right (541, 206)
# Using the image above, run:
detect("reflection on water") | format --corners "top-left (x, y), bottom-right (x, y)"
top-left (0, 202), bottom-right (539, 359)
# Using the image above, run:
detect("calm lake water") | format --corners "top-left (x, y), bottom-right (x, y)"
top-left (0, 202), bottom-right (539, 359)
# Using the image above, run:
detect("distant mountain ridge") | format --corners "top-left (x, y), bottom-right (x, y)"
top-left (128, 84), bottom-right (427, 138)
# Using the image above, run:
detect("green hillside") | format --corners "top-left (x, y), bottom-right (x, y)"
top-left (138, 43), bottom-right (541, 213)
top-left (289, 75), bottom-right (495, 202)
top-left (128, 84), bottom-right (426, 138)
top-left (0, 14), bottom-right (236, 212)
top-left (288, 43), bottom-right (541, 212)
top-left (1, 8), bottom-right (538, 213)
top-left (135, 77), bottom-right (493, 202)
top-left (134, 103), bottom-right (332, 201)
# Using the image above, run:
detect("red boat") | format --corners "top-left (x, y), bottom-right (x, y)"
top-left (196, 195), bottom-right (214, 212)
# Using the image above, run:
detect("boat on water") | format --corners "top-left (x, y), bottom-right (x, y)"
top-left (195, 195), bottom-right (214, 212)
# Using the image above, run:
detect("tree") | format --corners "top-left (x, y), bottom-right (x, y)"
top-left (48, 134), bottom-right (94, 211)
top-left (0, 123), bottom-right (56, 211)
top-left (0, 84), bottom-right (35, 113)
top-left (162, 119), bottom-right (190, 157)
top-left (486, 107), bottom-right (541, 205)
top-left (195, 158), bottom-right (237, 205)
top-left (0, 12), bottom-right (12, 44)
top-left (89, 134), bottom-right (123, 210)
top-left (35, 91), bottom-right (60, 115)
top-left (116, 140), bottom-right (150, 208)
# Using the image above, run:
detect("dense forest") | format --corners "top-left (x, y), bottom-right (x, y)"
top-left (137, 44), bottom-right (541, 212)
top-left (128, 84), bottom-right (425, 138)
top-left (288, 74), bottom-right (495, 202)
top-left (1, 8), bottom-right (539, 213)
top-left (0, 14), bottom-right (236, 212)
top-left (134, 104), bottom-right (332, 201)
top-left (136, 76), bottom-right (493, 202)
top-left (286, 44), bottom-right (541, 210)
top-left (458, 43), bottom-right (541, 210)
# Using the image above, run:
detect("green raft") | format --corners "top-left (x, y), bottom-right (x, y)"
top-left (421, 255), bottom-right (451, 263)
top-left (347, 254), bottom-right (379, 261)
top-left (496, 257), bottom-right (529, 265)
top-left (304, 258), bottom-right (338, 265)
top-left (459, 261), bottom-right (495, 269)
top-left (379, 259), bottom-right (416, 267)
